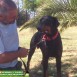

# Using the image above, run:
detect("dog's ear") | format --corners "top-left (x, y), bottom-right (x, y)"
top-left (52, 17), bottom-right (60, 28)
top-left (37, 17), bottom-right (44, 31)
top-left (37, 24), bottom-right (42, 31)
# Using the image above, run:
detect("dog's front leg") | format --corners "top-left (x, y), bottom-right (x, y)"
top-left (27, 46), bottom-right (36, 73)
top-left (56, 57), bottom-right (62, 77)
top-left (42, 56), bottom-right (49, 77)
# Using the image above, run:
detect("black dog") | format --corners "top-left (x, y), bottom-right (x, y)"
top-left (27, 16), bottom-right (63, 77)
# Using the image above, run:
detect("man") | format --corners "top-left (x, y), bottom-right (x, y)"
top-left (0, 0), bottom-right (28, 70)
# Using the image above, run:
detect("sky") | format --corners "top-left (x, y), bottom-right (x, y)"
top-left (12, 0), bottom-right (23, 8)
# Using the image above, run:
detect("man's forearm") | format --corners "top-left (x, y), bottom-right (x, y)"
top-left (0, 47), bottom-right (28, 64)
top-left (0, 51), bottom-right (19, 64)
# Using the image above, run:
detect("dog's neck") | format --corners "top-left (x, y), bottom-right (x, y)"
top-left (42, 30), bottom-right (59, 41)
top-left (52, 31), bottom-right (59, 40)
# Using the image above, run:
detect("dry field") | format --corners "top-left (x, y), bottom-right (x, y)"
top-left (18, 26), bottom-right (77, 77)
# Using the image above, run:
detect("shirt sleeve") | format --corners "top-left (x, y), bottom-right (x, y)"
top-left (0, 37), bottom-right (4, 54)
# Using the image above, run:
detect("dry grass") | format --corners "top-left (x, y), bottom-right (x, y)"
top-left (18, 26), bottom-right (77, 77)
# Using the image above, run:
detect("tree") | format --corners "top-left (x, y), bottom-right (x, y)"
top-left (13, 0), bottom-right (30, 27)
top-left (17, 10), bottom-right (30, 27)
top-left (23, 0), bottom-right (34, 13)
top-left (20, 0), bottom-right (77, 32)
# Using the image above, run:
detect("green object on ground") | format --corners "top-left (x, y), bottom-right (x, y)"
top-left (0, 70), bottom-right (26, 77)
top-left (25, 73), bottom-right (29, 77)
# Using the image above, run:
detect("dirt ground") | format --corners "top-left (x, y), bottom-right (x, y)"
top-left (19, 27), bottom-right (77, 77)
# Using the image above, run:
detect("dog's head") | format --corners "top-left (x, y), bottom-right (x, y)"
top-left (37, 16), bottom-right (60, 36)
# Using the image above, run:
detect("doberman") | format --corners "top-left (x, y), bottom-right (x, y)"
top-left (27, 16), bottom-right (63, 77)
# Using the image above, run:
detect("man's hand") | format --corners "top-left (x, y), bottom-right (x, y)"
top-left (18, 47), bottom-right (29, 58)
top-left (0, 47), bottom-right (29, 63)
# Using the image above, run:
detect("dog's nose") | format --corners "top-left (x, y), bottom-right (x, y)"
top-left (45, 31), bottom-right (48, 33)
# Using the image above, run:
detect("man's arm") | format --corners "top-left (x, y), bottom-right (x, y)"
top-left (0, 47), bottom-right (28, 64)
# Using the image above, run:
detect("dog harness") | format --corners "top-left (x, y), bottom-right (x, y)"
top-left (42, 31), bottom-right (59, 41)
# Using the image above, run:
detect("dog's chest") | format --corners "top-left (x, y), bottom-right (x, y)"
top-left (46, 40), bottom-right (56, 49)
top-left (46, 40), bottom-right (58, 56)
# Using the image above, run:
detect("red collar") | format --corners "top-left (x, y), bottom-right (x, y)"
top-left (42, 31), bottom-right (59, 41)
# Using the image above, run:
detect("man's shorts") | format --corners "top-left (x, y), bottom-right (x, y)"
top-left (0, 61), bottom-right (22, 70)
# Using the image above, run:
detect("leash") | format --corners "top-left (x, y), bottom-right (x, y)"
top-left (20, 39), bottom-right (44, 74)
